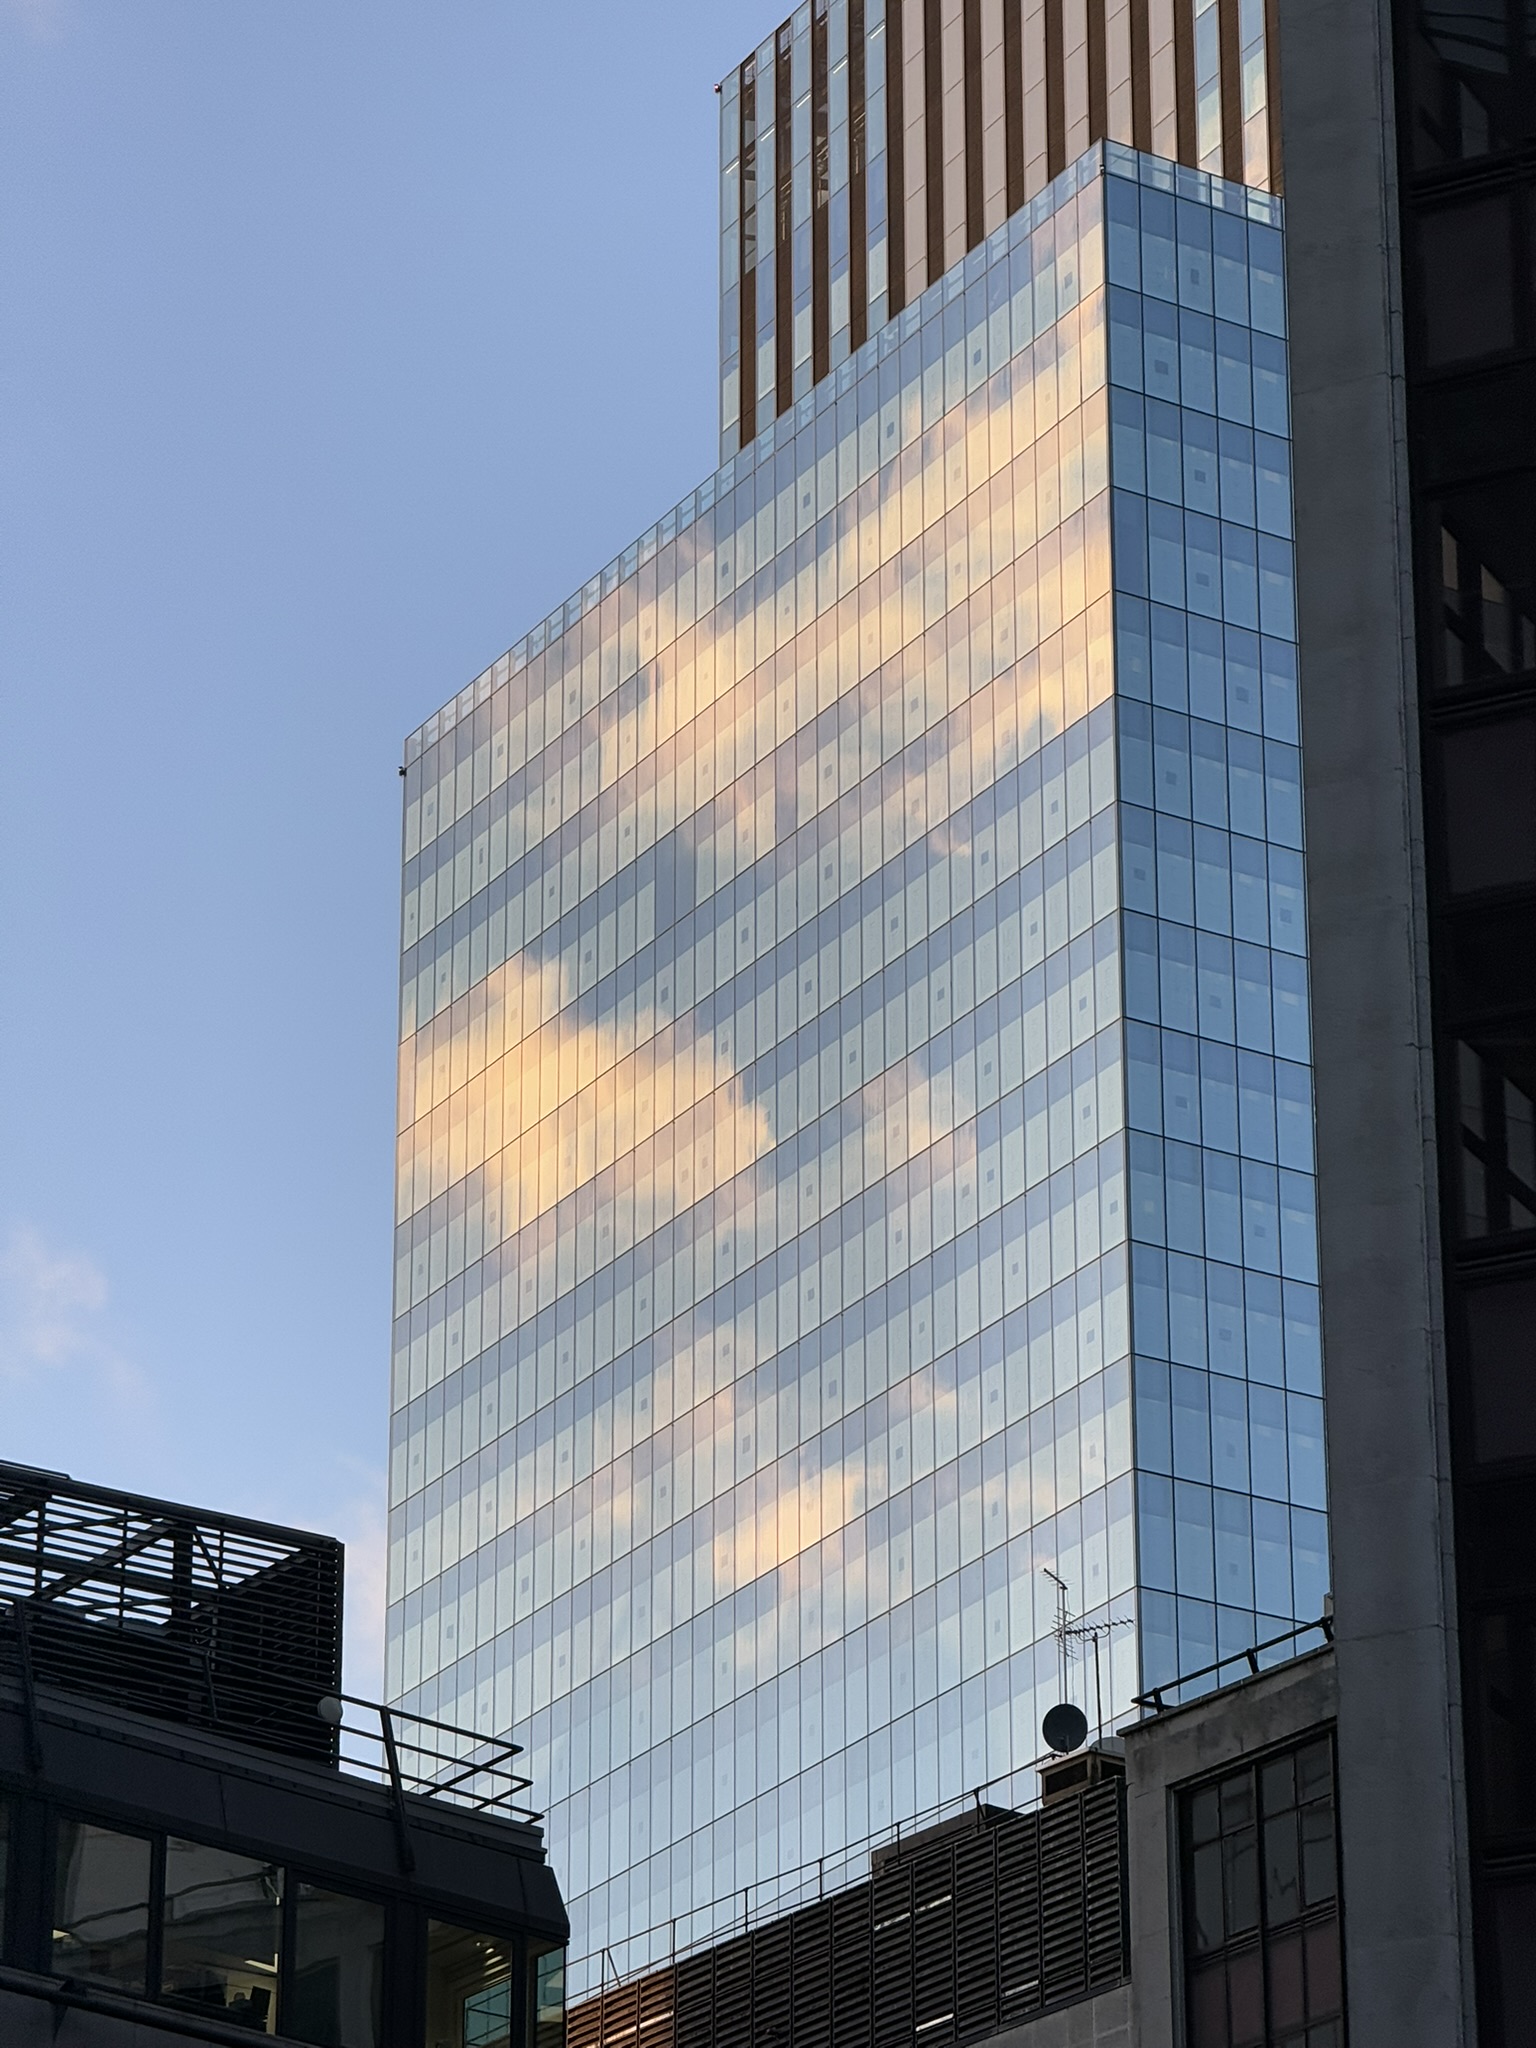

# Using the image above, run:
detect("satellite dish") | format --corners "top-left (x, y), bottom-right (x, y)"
top-left (1042, 1702), bottom-right (1089, 1755)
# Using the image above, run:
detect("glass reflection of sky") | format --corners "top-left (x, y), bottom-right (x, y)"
top-left (386, 143), bottom-right (1319, 1997)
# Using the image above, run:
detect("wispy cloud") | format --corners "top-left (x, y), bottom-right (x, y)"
top-left (0, 1223), bottom-right (145, 1403)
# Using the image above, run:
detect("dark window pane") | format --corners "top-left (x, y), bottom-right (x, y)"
top-left (1491, 1883), bottom-right (1536, 2046)
top-left (1264, 1811), bottom-right (1302, 1923)
top-left (1409, 0), bottom-right (1533, 166)
top-left (1192, 1840), bottom-right (1226, 1952)
top-left (1475, 1609), bottom-right (1536, 1835)
top-left (1189, 1958), bottom-right (1230, 2047)
top-left (1223, 1827), bottom-right (1260, 1937)
top-left (1456, 1037), bottom-right (1536, 1240)
top-left (288, 1884), bottom-right (386, 2048)
top-left (1300, 1801), bottom-right (1337, 1906)
top-left (1228, 1945), bottom-right (1265, 2046)
top-left (1190, 1783), bottom-right (1222, 1845)
top-left (1220, 1771), bottom-right (1255, 1830)
top-left (1304, 1917), bottom-right (1343, 2020)
top-left (162, 1839), bottom-right (281, 2032)
top-left (1429, 483), bottom-right (1536, 690)
top-left (1418, 197), bottom-right (1517, 366)
top-left (53, 1821), bottom-right (152, 1994)
top-left (1296, 1739), bottom-right (1332, 1803)
top-left (426, 1922), bottom-right (515, 2048)
top-left (1268, 1928), bottom-right (1306, 2030)
top-left (1466, 1277), bottom-right (1536, 1463)
top-left (1440, 715), bottom-right (1536, 895)
top-left (1260, 1752), bottom-right (1296, 1815)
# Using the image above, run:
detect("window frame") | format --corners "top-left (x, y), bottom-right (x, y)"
top-left (1173, 1724), bottom-right (1347, 2048)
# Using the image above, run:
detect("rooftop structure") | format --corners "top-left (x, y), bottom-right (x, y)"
top-left (0, 1461), bottom-right (566, 2048)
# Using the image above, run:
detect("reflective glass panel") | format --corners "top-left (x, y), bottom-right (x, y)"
top-left (288, 1883), bottom-right (387, 2048)
top-left (161, 1838), bottom-right (281, 2031)
top-left (426, 1922), bottom-right (515, 2048)
top-left (534, 1947), bottom-right (566, 2048)
top-left (53, 1819), bottom-right (152, 1993)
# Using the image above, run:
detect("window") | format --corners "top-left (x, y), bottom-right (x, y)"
top-left (1428, 485), bottom-right (1536, 691)
top-left (289, 1883), bottom-right (387, 2048)
top-left (1179, 1732), bottom-right (1343, 2046)
top-left (1471, 1605), bottom-right (1536, 1840)
top-left (426, 1922), bottom-right (516, 2048)
top-left (1489, 1882), bottom-right (1536, 2041)
top-left (162, 1838), bottom-right (281, 2031)
top-left (1417, 196), bottom-right (1519, 365)
top-left (53, 1820), bottom-right (154, 1994)
top-left (1439, 715), bottom-right (1536, 896)
top-left (534, 1947), bottom-right (566, 2048)
top-left (1457, 1037), bottom-right (1536, 1240)
top-left (1465, 1277), bottom-right (1536, 1465)
top-left (31, 1811), bottom-right (534, 2044)
top-left (1409, 0), bottom-right (1536, 167)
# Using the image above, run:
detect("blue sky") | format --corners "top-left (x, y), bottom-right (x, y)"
top-left (0, 0), bottom-right (766, 1688)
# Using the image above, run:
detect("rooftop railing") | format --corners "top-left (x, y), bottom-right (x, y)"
top-left (1130, 1613), bottom-right (1334, 1715)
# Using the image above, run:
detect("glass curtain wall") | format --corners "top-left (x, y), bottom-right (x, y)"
top-left (387, 143), bottom-right (1321, 1995)
top-left (1099, 166), bottom-right (1327, 1693)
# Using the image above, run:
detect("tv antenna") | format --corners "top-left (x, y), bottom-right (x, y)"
top-left (1040, 1568), bottom-right (1130, 1748)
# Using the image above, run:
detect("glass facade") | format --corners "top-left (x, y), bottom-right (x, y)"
top-left (1100, 173), bottom-right (1326, 1691)
top-left (386, 143), bottom-right (1323, 1995)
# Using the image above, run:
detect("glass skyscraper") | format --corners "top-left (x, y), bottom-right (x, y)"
top-left (385, 139), bottom-right (1324, 1995)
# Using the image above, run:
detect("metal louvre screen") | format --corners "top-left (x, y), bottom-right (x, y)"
top-left (568, 1782), bottom-right (1127, 2048)
top-left (831, 1886), bottom-right (875, 2048)
top-left (0, 1463), bottom-right (343, 1763)
top-left (791, 1895), bottom-right (833, 2048)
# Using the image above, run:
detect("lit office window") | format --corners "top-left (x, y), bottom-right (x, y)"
top-left (427, 1922), bottom-right (516, 2048)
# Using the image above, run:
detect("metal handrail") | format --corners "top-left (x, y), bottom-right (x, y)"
top-left (1130, 1614), bottom-right (1333, 1714)
top-left (320, 1686), bottom-right (543, 1825)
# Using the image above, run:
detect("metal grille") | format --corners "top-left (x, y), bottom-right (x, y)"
top-left (791, 1892), bottom-right (833, 2048)
top-left (952, 1832), bottom-right (999, 2039)
top-left (830, 1886), bottom-right (874, 2048)
top-left (568, 1782), bottom-right (1127, 2048)
top-left (0, 1461), bottom-right (342, 1763)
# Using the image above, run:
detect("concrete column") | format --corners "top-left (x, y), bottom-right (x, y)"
top-left (1275, 0), bottom-right (1476, 2041)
